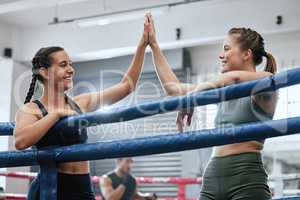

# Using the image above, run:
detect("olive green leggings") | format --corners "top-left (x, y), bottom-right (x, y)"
top-left (199, 152), bottom-right (271, 200)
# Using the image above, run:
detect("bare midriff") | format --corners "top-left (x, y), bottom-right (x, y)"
top-left (34, 102), bottom-right (90, 175)
top-left (58, 161), bottom-right (89, 174)
top-left (212, 141), bottom-right (263, 157)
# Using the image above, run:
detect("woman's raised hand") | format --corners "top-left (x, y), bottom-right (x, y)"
top-left (139, 13), bottom-right (152, 47)
top-left (145, 13), bottom-right (158, 48)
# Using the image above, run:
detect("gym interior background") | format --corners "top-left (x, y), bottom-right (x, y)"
top-left (0, 0), bottom-right (300, 199)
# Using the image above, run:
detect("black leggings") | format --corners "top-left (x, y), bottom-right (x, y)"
top-left (28, 172), bottom-right (95, 200)
top-left (199, 152), bottom-right (271, 200)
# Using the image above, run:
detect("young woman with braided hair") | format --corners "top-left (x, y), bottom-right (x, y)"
top-left (13, 16), bottom-right (151, 200)
top-left (146, 13), bottom-right (277, 200)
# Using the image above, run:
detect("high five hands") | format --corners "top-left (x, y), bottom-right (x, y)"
top-left (140, 13), bottom-right (158, 48)
top-left (142, 12), bottom-right (194, 132)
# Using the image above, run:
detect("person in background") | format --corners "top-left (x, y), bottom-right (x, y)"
top-left (101, 158), bottom-right (157, 200)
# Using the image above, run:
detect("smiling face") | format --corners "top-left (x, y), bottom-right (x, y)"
top-left (41, 50), bottom-right (75, 91)
top-left (219, 34), bottom-right (251, 73)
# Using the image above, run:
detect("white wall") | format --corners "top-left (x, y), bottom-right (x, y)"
top-left (0, 20), bottom-right (12, 57)
top-left (12, 0), bottom-right (300, 62)
top-left (0, 18), bottom-right (13, 191)
top-left (0, 58), bottom-right (13, 190)
top-left (7, 61), bottom-right (32, 194)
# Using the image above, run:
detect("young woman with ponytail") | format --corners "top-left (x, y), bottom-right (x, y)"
top-left (13, 16), bottom-right (151, 200)
top-left (146, 13), bottom-right (278, 200)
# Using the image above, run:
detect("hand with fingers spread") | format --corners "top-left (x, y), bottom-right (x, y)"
top-left (176, 107), bottom-right (194, 132)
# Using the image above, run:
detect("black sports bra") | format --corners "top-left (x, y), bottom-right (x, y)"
top-left (32, 95), bottom-right (88, 149)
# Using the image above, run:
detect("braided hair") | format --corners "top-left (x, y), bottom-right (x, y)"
top-left (24, 46), bottom-right (64, 104)
top-left (228, 28), bottom-right (277, 74)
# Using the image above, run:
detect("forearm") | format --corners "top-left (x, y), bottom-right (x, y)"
top-left (79, 44), bottom-right (147, 112)
top-left (151, 44), bottom-right (184, 96)
top-left (106, 185), bottom-right (126, 200)
top-left (190, 71), bottom-right (241, 93)
top-left (121, 43), bottom-right (147, 92)
top-left (191, 70), bottom-right (272, 94)
top-left (234, 70), bottom-right (272, 82)
top-left (15, 114), bottom-right (59, 149)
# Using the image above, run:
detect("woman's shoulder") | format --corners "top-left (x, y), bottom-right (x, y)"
top-left (17, 101), bottom-right (43, 119)
top-left (72, 95), bottom-right (88, 113)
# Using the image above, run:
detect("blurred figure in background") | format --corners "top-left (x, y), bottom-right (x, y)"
top-left (101, 158), bottom-right (157, 200)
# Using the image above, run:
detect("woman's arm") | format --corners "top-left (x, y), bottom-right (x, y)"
top-left (218, 70), bottom-right (278, 116)
top-left (148, 14), bottom-right (274, 95)
top-left (147, 14), bottom-right (195, 95)
top-left (14, 103), bottom-right (76, 150)
top-left (150, 46), bottom-right (240, 94)
top-left (148, 14), bottom-right (238, 96)
top-left (150, 44), bottom-right (198, 95)
top-left (147, 13), bottom-right (237, 131)
top-left (234, 70), bottom-right (278, 116)
top-left (74, 16), bottom-right (150, 112)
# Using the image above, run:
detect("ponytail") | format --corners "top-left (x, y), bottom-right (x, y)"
top-left (24, 75), bottom-right (37, 104)
top-left (228, 28), bottom-right (277, 74)
top-left (264, 52), bottom-right (277, 74)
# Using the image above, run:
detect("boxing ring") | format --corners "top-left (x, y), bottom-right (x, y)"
top-left (1, 67), bottom-right (300, 200)
top-left (0, 171), bottom-right (202, 200)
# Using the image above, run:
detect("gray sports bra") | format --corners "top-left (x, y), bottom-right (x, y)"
top-left (214, 96), bottom-right (274, 143)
